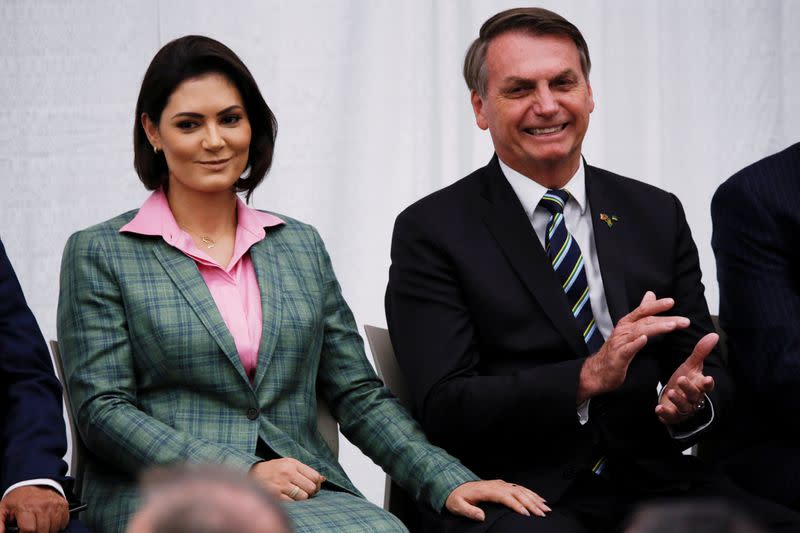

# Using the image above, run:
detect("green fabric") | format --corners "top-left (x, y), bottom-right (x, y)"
top-left (57, 210), bottom-right (477, 533)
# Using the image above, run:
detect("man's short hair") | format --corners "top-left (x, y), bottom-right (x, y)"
top-left (625, 500), bottom-right (765, 533)
top-left (127, 465), bottom-right (292, 533)
top-left (463, 7), bottom-right (592, 96)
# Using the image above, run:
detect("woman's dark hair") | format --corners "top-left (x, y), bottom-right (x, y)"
top-left (133, 35), bottom-right (277, 201)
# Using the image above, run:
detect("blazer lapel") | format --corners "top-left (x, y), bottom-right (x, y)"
top-left (475, 157), bottom-right (589, 358)
top-left (152, 241), bottom-right (249, 382)
top-left (585, 164), bottom-right (629, 323)
top-left (251, 231), bottom-right (284, 390)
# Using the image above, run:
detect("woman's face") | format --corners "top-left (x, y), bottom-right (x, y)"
top-left (143, 73), bottom-right (252, 196)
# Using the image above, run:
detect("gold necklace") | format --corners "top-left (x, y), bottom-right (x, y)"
top-left (181, 227), bottom-right (218, 249)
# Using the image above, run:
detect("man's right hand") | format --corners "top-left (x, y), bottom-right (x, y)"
top-left (0, 486), bottom-right (69, 533)
top-left (577, 291), bottom-right (690, 403)
top-left (249, 458), bottom-right (325, 502)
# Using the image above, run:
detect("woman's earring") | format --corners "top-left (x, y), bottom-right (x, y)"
top-left (153, 145), bottom-right (160, 154)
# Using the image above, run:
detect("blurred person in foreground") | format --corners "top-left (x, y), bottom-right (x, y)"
top-left (625, 500), bottom-right (764, 533)
top-left (126, 465), bottom-right (291, 533)
top-left (56, 35), bottom-right (548, 533)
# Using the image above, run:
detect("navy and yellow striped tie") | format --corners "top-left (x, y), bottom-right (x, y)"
top-left (540, 189), bottom-right (603, 354)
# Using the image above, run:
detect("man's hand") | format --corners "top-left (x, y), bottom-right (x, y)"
top-left (249, 458), bottom-right (325, 502)
top-left (0, 486), bottom-right (68, 533)
top-left (445, 480), bottom-right (550, 522)
top-left (577, 291), bottom-right (690, 403)
top-left (655, 332), bottom-right (717, 425)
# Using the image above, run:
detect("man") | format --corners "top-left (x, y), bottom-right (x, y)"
top-left (0, 239), bottom-right (87, 533)
top-left (385, 8), bottom-right (800, 532)
top-left (126, 465), bottom-right (292, 533)
top-left (711, 142), bottom-right (800, 511)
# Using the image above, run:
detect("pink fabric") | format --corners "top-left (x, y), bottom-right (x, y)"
top-left (120, 189), bottom-right (284, 380)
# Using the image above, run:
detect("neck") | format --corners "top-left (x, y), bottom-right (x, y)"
top-left (506, 155), bottom-right (581, 190)
top-left (166, 185), bottom-right (238, 237)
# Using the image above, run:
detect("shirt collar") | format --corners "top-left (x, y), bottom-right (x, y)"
top-left (119, 188), bottom-right (284, 247)
top-left (499, 157), bottom-right (587, 216)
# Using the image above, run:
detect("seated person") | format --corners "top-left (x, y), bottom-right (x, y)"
top-left (0, 239), bottom-right (88, 533)
top-left (56, 35), bottom-right (548, 533)
top-left (126, 465), bottom-right (292, 533)
top-left (385, 7), bottom-right (800, 532)
top-left (711, 142), bottom-right (800, 511)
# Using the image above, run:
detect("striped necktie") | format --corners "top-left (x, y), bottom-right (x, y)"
top-left (540, 189), bottom-right (604, 354)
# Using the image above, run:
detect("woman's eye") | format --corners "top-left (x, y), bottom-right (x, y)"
top-left (221, 114), bottom-right (241, 125)
top-left (176, 120), bottom-right (198, 130)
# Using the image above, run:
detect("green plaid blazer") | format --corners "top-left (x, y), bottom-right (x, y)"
top-left (57, 210), bottom-right (476, 533)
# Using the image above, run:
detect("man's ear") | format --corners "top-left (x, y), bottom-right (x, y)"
top-left (470, 90), bottom-right (489, 131)
top-left (586, 81), bottom-right (595, 114)
top-left (141, 113), bottom-right (161, 151)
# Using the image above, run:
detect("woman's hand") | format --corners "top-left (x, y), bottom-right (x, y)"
top-left (445, 480), bottom-right (550, 522)
top-left (249, 458), bottom-right (325, 501)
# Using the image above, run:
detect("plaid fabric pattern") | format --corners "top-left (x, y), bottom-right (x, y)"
top-left (285, 490), bottom-right (407, 532)
top-left (57, 210), bottom-right (477, 533)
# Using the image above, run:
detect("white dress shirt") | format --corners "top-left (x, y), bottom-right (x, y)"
top-left (498, 157), bottom-right (712, 437)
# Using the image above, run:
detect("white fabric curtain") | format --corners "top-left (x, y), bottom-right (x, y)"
top-left (2, 0), bottom-right (798, 505)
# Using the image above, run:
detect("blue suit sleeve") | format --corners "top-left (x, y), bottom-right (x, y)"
top-left (0, 239), bottom-right (70, 494)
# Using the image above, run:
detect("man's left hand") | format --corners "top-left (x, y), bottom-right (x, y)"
top-left (655, 332), bottom-right (718, 425)
top-left (0, 486), bottom-right (69, 533)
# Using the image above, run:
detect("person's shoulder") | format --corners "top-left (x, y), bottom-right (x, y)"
top-left (65, 210), bottom-right (139, 250)
top-left (396, 165), bottom-right (486, 222)
top-left (716, 142), bottom-right (800, 203)
top-left (587, 164), bottom-right (675, 203)
top-left (253, 210), bottom-right (319, 239)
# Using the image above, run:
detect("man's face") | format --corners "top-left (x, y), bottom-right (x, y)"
top-left (471, 31), bottom-right (594, 184)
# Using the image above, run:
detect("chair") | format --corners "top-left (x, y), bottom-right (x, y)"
top-left (363, 325), bottom-right (419, 529)
top-left (316, 396), bottom-right (339, 458)
top-left (49, 340), bottom-right (88, 497)
top-left (49, 340), bottom-right (339, 498)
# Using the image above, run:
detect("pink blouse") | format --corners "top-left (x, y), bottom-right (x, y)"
top-left (120, 189), bottom-right (284, 380)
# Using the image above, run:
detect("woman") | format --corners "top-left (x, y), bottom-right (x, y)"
top-left (57, 36), bottom-right (548, 532)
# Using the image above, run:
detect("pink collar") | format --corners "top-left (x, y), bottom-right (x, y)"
top-left (120, 189), bottom-right (284, 269)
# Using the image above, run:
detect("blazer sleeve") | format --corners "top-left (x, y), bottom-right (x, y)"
top-left (0, 240), bottom-right (70, 494)
top-left (56, 230), bottom-right (260, 476)
top-left (310, 229), bottom-right (478, 512)
top-left (712, 176), bottom-right (800, 424)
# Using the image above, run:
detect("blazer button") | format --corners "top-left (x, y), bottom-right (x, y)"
top-left (246, 407), bottom-right (259, 420)
top-left (562, 466), bottom-right (577, 479)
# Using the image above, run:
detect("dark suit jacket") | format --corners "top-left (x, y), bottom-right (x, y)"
top-left (0, 238), bottom-right (71, 497)
top-left (711, 142), bottom-right (800, 509)
top-left (386, 157), bottom-right (730, 509)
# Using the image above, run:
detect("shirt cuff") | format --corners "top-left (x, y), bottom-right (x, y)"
top-left (577, 398), bottom-right (591, 425)
top-left (658, 389), bottom-right (715, 440)
top-left (2, 479), bottom-right (66, 501)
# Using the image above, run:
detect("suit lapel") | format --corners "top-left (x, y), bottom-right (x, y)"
top-left (476, 157), bottom-right (589, 358)
top-left (251, 230), bottom-right (283, 390)
top-left (585, 164), bottom-right (629, 323)
top-left (152, 241), bottom-right (250, 382)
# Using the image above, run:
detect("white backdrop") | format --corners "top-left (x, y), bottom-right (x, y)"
top-left (1, 0), bottom-right (798, 506)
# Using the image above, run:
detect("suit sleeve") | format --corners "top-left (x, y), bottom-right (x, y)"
top-left (311, 229), bottom-right (478, 512)
top-left (712, 177), bottom-right (800, 426)
top-left (386, 211), bottom-right (588, 447)
top-left (56, 231), bottom-right (260, 476)
top-left (654, 194), bottom-right (731, 443)
top-left (0, 240), bottom-right (70, 494)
